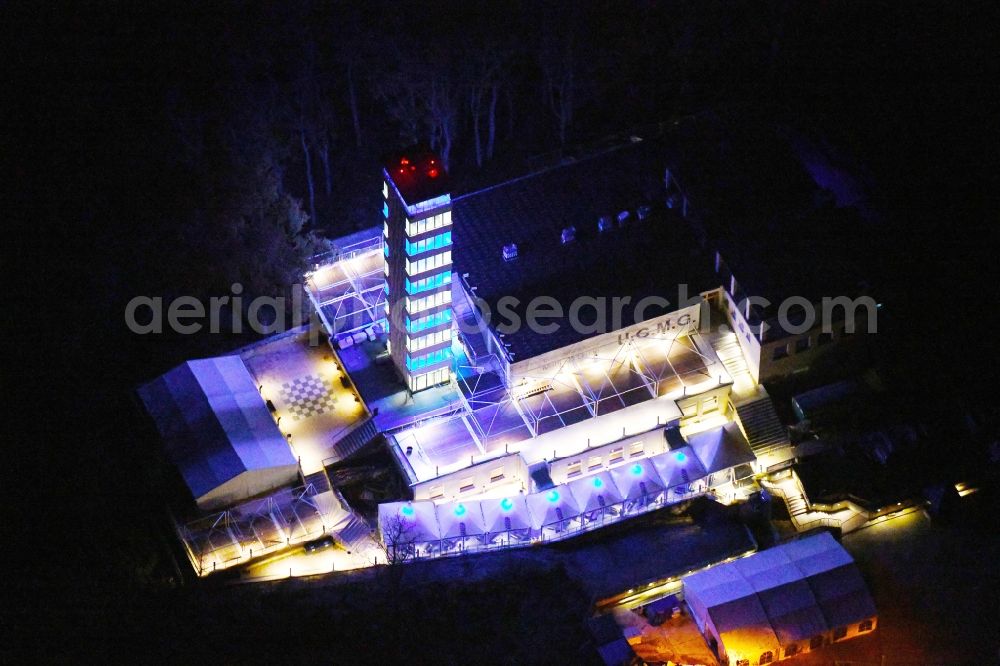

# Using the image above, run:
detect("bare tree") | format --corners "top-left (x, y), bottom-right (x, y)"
top-left (373, 59), bottom-right (423, 147)
top-left (346, 59), bottom-right (363, 148)
top-left (375, 513), bottom-right (417, 567)
top-left (425, 74), bottom-right (459, 172)
top-left (468, 48), bottom-right (511, 167)
top-left (540, 30), bottom-right (582, 150)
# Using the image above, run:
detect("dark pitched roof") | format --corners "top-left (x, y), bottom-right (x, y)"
top-left (452, 139), bottom-right (715, 361)
top-left (661, 112), bottom-right (875, 307)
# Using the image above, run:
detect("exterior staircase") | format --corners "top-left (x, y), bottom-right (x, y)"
top-left (783, 487), bottom-right (810, 519)
top-left (335, 515), bottom-right (373, 550)
top-left (709, 329), bottom-right (756, 400)
top-left (330, 417), bottom-right (380, 462)
top-left (762, 470), bottom-right (871, 534)
top-left (735, 396), bottom-right (789, 456)
top-left (303, 469), bottom-right (332, 494)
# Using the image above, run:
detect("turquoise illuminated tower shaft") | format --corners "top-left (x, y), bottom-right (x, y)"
top-left (382, 151), bottom-right (454, 392)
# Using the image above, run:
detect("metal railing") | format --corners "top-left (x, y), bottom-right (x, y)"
top-left (392, 485), bottom-right (707, 562)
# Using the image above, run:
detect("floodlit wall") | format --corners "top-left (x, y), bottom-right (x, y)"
top-left (759, 318), bottom-right (872, 382)
top-left (197, 465), bottom-right (300, 511)
top-left (548, 424), bottom-right (671, 484)
top-left (722, 287), bottom-right (762, 384)
top-left (378, 446), bottom-right (719, 559)
top-left (675, 384), bottom-right (732, 424)
top-left (412, 452), bottom-right (528, 502)
top-left (508, 302), bottom-right (703, 379)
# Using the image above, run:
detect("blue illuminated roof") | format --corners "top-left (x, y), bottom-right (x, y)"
top-left (137, 356), bottom-right (296, 505)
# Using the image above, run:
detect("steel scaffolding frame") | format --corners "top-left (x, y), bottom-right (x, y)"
top-left (306, 235), bottom-right (386, 338)
top-left (178, 484), bottom-right (328, 575)
top-left (454, 332), bottom-right (720, 448)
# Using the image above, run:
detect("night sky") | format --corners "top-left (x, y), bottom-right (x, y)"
top-left (6, 1), bottom-right (999, 662)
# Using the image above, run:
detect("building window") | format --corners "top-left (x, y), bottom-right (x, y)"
top-left (382, 201), bottom-right (389, 218)
top-left (406, 210), bottom-right (452, 237)
top-left (567, 461), bottom-right (582, 477)
top-left (859, 619), bottom-right (873, 632)
top-left (817, 331), bottom-right (834, 345)
top-left (382, 181), bottom-right (389, 199)
top-left (784, 644), bottom-right (799, 657)
top-left (406, 309), bottom-right (452, 334)
top-left (810, 635), bottom-right (823, 649)
top-left (406, 347), bottom-right (452, 372)
top-left (772, 344), bottom-right (789, 360)
top-left (609, 447), bottom-right (624, 463)
top-left (629, 442), bottom-right (644, 457)
top-left (795, 337), bottom-right (811, 353)
top-left (405, 230), bottom-right (452, 256)
top-left (489, 467), bottom-right (505, 484)
top-left (405, 271), bottom-right (452, 295)
top-left (429, 485), bottom-right (444, 500)
top-left (405, 249), bottom-right (452, 276)
top-left (833, 626), bottom-right (847, 640)
top-left (407, 328), bottom-right (451, 353)
top-left (587, 455), bottom-right (602, 471)
top-left (459, 477), bottom-right (475, 493)
top-left (412, 367), bottom-right (450, 389)
top-left (759, 651), bottom-right (773, 664)
top-left (406, 288), bottom-right (452, 315)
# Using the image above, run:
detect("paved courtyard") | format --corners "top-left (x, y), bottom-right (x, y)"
top-left (241, 328), bottom-right (368, 475)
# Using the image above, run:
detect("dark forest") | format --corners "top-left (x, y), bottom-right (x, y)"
top-left (6, 1), bottom-right (999, 662)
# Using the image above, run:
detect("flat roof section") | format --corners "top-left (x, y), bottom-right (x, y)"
top-left (336, 335), bottom-right (463, 432)
top-left (383, 150), bottom-right (450, 207)
top-left (306, 234), bottom-right (385, 337)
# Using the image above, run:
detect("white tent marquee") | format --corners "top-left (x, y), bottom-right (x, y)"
top-left (687, 422), bottom-right (756, 485)
top-left (139, 356), bottom-right (299, 510)
top-left (378, 500), bottom-right (440, 557)
top-left (480, 494), bottom-right (532, 546)
top-left (526, 486), bottom-right (581, 537)
top-left (649, 445), bottom-right (709, 503)
top-left (435, 500), bottom-right (488, 553)
top-left (567, 471), bottom-right (624, 524)
top-left (608, 458), bottom-right (667, 512)
top-left (683, 532), bottom-right (877, 664)
top-left (649, 445), bottom-right (706, 486)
